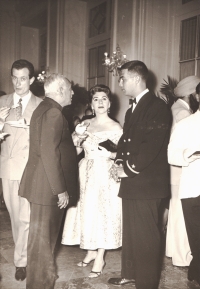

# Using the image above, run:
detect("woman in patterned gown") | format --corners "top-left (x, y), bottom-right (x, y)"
top-left (62, 84), bottom-right (122, 278)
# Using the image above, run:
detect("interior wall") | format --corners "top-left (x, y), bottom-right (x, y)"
top-left (173, 0), bottom-right (200, 79)
top-left (0, 1), bottom-right (20, 94)
top-left (62, 0), bottom-right (87, 86)
top-left (110, 0), bottom-right (200, 125)
top-left (48, 0), bottom-right (87, 88)
top-left (20, 27), bottom-right (40, 72)
top-left (48, 0), bottom-right (58, 74)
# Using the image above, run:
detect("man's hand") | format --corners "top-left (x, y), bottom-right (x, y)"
top-left (117, 165), bottom-right (128, 178)
top-left (0, 132), bottom-right (9, 140)
top-left (97, 146), bottom-right (111, 158)
top-left (57, 191), bottom-right (69, 209)
top-left (109, 163), bottom-right (128, 182)
top-left (0, 107), bottom-right (10, 121)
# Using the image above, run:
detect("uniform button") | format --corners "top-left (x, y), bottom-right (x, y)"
top-left (127, 152), bottom-right (130, 155)
top-left (128, 139), bottom-right (131, 141)
top-left (124, 139), bottom-right (126, 142)
top-left (122, 153), bottom-right (124, 155)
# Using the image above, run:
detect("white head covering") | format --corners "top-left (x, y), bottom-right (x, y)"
top-left (174, 75), bottom-right (200, 97)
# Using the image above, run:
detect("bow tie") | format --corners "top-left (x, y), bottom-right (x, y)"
top-left (129, 98), bottom-right (137, 105)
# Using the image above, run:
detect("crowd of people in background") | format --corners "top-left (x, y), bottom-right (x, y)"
top-left (0, 58), bottom-right (200, 289)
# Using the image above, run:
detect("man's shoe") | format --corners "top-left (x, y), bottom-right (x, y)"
top-left (188, 268), bottom-right (200, 285)
top-left (188, 276), bottom-right (200, 286)
top-left (108, 277), bottom-right (135, 286)
top-left (15, 267), bottom-right (26, 281)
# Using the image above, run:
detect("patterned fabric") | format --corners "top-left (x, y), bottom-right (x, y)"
top-left (15, 98), bottom-right (22, 120)
top-left (62, 129), bottom-right (123, 250)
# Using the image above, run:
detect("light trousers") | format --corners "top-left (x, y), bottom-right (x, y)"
top-left (2, 179), bottom-right (30, 267)
top-left (166, 184), bottom-right (192, 266)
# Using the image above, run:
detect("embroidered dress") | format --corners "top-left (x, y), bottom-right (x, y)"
top-left (62, 129), bottom-right (122, 250)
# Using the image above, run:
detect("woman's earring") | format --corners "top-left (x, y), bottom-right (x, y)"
top-left (107, 108), bottom-right (110, 114)
top-left (92, 108), bottom-right (95, 115)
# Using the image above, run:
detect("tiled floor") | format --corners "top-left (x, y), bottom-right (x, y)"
top-left (0, 208), bottom-right (200, 289)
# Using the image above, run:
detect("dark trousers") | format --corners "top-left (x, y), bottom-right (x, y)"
top-left (26, 203), bottom-right (64, 289)
top-left (121, 199), bottom-right (161, 289)
top-left (181, 196), bottom-right (200, 283)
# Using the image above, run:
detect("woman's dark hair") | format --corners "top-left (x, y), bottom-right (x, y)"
top-left (89, 84), bottom-right (112, 103)
top-left (85, 106), bottom-right (93, 115)
top-left (11, 59), bottom-right (34, 79)
top-left (0, 91), bottom-right (6, 97)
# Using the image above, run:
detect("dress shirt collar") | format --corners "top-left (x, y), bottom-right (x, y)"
top-left (132, 88), bottom-right (149, 112)
top-left (194, 108), bottom-right (200, 118)
top-left (13, 91), bottom-right (31, 113)
top-left (178, 98), bottom-right (190, 110)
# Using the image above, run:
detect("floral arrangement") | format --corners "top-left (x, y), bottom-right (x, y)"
top-left (103, 44), bottom-right (128, 76)
top-left (37, 71), bottom-right (47, 83)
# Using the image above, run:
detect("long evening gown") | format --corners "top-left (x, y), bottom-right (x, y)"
top-left (62, 129), bottom-right (122, 250)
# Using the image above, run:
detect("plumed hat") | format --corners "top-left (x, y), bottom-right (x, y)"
top-left (174, 75), bottom-right (200, 97)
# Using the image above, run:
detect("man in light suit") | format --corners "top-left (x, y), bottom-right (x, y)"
top-left (168, 82), bottom-right (200, 286)
top-left (0, 59), bottom-right (42, 281)
top-left (19, 73), bottom-right (79, 289)
top-left (108, 61), bottom-right (171, 289)
top-left (166, 76), bottom-right (200, 267)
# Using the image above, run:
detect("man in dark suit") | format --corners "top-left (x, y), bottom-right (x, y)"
top-left (108, 61), bottom-right (171, 289)
top-left (19, 73), bottom-right (79, 289)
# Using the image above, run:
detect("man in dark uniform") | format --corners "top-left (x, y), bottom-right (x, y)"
top-left (108, 61), bottom-right (171, 289)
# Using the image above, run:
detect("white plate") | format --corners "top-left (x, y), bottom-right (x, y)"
top-left (5, 120), bottom-right (29, 126)
top-left (5, 121), bottom-right (21, 125)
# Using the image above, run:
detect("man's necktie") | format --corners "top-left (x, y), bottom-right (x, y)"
top-left (129, 98), bottom-right (137, 105)
top-left (129, 98), bottom-right (137, 112)
top-left (15, 98), bottom-right (22, 120)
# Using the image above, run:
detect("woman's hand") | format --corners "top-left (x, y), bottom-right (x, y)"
top-left (75, 122), bottom-right (90, 137)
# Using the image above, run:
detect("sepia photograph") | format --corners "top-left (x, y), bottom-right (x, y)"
top-left (0, 0), bottom-right (200, 288)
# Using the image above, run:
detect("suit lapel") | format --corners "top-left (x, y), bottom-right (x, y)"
top-left (4, 94), bottom-right (17, 135)
top-left (5, 94), bottom-right (14, 108)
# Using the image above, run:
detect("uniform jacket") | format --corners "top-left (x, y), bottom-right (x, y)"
top-left (170, 99), bottom-right (191, 185)
top-left (19, 97), bottom-right (79, 206)
top-left (0, 93), bottom-right (42, 180)
top-left (116, 92), bottom-right (171, 200)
